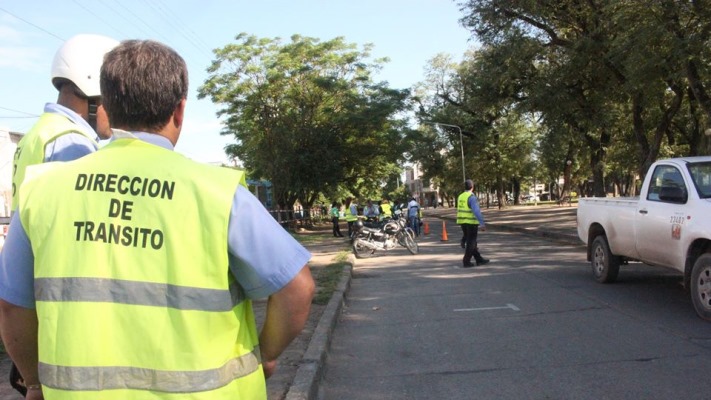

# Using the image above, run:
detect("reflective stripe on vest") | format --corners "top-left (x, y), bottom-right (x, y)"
top-left (456, 191), bottom-right (479, 225)
top-left (12, 112), bottom-right (96, 209)
top-left (39, 348), bottom-right (260, 392)
top-left (35, 277), bottom-right (245, 311)
top-left (20, 138), bottom-right (265, 399)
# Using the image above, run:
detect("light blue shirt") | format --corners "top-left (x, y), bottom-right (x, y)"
top-left (0, 132), bottom-right (310, 308)
top-left (407, 200), bottom-right (420, 217)
top-left (468, 194), bottom-right (486, 227)
top-left (42, 103), bottom-right (98, 162)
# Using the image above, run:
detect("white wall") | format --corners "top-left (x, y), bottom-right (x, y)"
top-left (0, 129), bottom-right (18, 217)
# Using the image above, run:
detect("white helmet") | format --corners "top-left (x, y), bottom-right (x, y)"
top-left (51, 34), bottom-right (120, 98)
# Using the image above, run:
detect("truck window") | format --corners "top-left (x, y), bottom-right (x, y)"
top-left (688, 162), bottom-right (711, 199)
top-left (647, 165), bottom-right (686, 203)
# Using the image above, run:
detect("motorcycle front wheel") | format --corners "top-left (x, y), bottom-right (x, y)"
top-left (353, 238), bottom-right (374, 259)
top-left (405, 227), bottom-right (416, 241)
top-left (398, 231), bottom-right (419, 255)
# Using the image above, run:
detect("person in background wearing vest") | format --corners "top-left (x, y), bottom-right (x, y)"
top-left (344, 197), bottom-right (358, 237)
top-left (0, 39), bottom-right (315, 400)
top-left (330, 201), bottom-right (345, 237)
top-left (362, 199), bottom-right (380, 222)
top-left (11, 34), bottom-right (119, 213)
top-left (5, 33), bottom-right (119, 397)
top-left (379, 198), bottom-right (392, 220)
top-left (457, 179), bottom-right (490, 268)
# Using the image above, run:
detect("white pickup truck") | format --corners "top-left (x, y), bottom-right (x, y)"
top-left (577, 156), bottom-right (711, 321)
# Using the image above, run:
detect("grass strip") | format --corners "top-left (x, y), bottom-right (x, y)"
top-left (312, 260), bottom-right (347, 305)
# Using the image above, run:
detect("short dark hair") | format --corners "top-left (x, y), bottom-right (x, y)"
top-left (465, 179), bottom-right (474, 190)
top-left (101, 40), bottom-right (188, 132)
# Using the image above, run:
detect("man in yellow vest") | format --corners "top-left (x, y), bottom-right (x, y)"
top-left (11, 34), bottom-right (119, 211)
top-left (344, 197), bottom-right (358, 237)
top-left (457, 179), bottom-right (489, 268)
top-left (0, 39), bottom-right (314, 399)
top-left (6, 33), bottom-right (119, 397)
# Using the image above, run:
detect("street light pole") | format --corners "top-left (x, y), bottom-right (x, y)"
top-left (423, 121), bottom-right (466, 182)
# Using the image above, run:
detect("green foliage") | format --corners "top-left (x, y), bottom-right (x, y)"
top-left (199, 33), bottom-right (410, 208)
top-left (433, 0), bottom-right (711, 197)
top-left (414, 44), bottom-right (538, 204)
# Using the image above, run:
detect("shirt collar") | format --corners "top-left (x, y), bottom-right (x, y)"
top-left (44, 103), bottom-right (96, 137)
top-left (109, 128), bottom-right (174, 151)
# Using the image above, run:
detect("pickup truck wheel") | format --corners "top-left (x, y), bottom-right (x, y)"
top-left (690, 254), bottom-right (711, 321)
top-left (591, 235), bottom-right (620, 283)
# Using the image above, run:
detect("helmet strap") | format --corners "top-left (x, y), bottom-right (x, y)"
top-left (87, 97), bottom-right (99, 132)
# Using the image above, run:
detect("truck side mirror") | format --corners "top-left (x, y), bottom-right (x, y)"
top-left (658, 186), bottom-right (687, 203)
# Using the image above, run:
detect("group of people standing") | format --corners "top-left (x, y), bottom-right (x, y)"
top-left (326, 195), bottom-right (440, 239)
top-left (328, 197), bottom-right (400, 238)
top-left (329, 178), bottom-right (490, 270)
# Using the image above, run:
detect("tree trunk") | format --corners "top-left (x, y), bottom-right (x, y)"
top-left (512, 177), bottom-right (521, 206)
top-left (562, 141), bottom-right (574, 200)
top-left (686, 59), bottom-right (711, 121)
top-left (590, 129), bottom-right (610, 197)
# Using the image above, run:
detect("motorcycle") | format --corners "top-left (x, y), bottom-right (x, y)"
top-left (351, 211), bottom-right (419, 258)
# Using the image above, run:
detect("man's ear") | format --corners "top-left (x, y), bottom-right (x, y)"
top-left (173, 99), bottom-right (186, 129)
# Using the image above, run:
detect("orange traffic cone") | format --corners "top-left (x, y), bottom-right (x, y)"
top-left (440, 221), bottom-right (449, 241)
top-left (424, 221), bottom-right (430, 235)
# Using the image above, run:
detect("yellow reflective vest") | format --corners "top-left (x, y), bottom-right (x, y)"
top-left (19, 138), bottom-right (265, 399)
top-left (344, 203), bottom-right (358, 222)
top-left (12, 112), bottom-right (97, 209)
top-left (380, 203), bottom-right (392, 218)
top-left (456, 191), bottom-right (479, 225)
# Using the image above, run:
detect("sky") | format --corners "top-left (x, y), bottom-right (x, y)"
top-left (0, 0), bottom-right (475, 164)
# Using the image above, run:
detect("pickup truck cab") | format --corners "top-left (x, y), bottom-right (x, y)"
top-left (577, 156), bottom-right (711, 321)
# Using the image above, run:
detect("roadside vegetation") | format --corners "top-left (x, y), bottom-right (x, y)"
top-left (292, 225), bottom-right (351, 306)
top-left (312, 259), bottom-right (348, 305)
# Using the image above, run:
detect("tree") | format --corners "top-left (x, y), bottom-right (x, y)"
top-left (459, 0), bottom-right (711, 195)
top-left (199, 33), bottom-right (410, 209)
top-left (414, 42), bottom-right (538, 207)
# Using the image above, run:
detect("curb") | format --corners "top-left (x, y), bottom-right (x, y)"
top-left (283, 254), bottom-right (355, 400)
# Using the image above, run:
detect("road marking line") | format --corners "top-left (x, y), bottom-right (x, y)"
top-left (454, 303), bottom-right (519, 312)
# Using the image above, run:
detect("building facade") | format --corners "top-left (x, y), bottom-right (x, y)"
top-left (404, 164), bottom-right (439, 208)
top-left (0, 129), bottom-right (22, 218)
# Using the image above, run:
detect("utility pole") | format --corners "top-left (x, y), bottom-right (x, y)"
top-left (423, 121), bottom-right (466, 182)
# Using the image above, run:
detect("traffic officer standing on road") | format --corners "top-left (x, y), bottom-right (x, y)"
top-left (11, 34), bottom-right (119, 211)
top-left (457, 179), bottom-right (490, 267)
top-left (0, 39), bottom-right (314, 399)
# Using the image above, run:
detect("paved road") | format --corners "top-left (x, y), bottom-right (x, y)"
top-left (318, 217), bottom-right (711, 400)
top-left (1, 204), bottom-right (707, 399)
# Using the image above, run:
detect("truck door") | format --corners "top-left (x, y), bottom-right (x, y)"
top-left (635, 164), bottom-right (689, 269)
